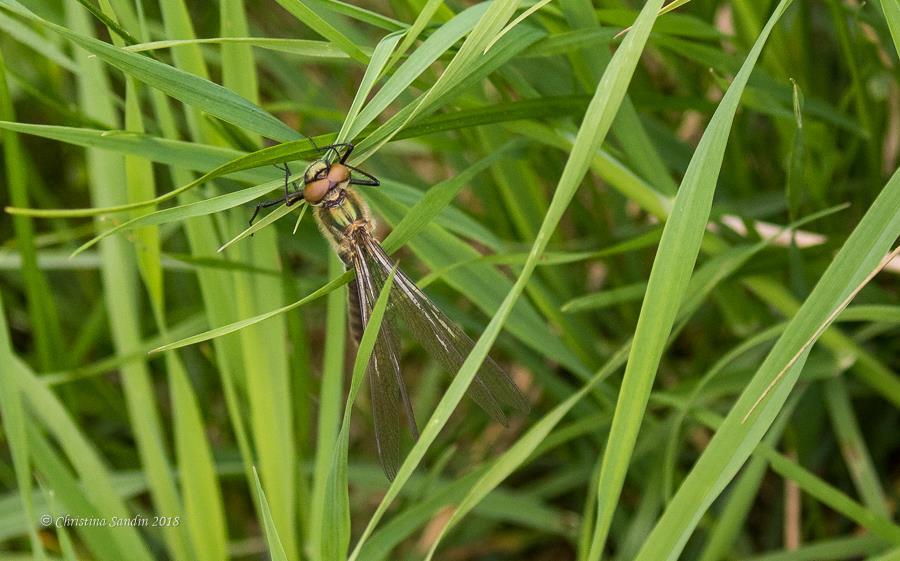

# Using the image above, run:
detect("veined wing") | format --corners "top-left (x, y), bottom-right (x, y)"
top-left (356, 232), bottom-right (530, 426)
top-left (347, 237), bottom-right (418, 481)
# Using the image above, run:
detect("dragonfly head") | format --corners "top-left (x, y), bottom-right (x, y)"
top-left (302, 159), bottom-right (351, 206)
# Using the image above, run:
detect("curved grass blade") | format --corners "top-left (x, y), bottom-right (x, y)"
top-left (6, 135), bottom-right (318, 218)
top-left (348, 3), bottom-right (489, 140)
top-left (217, 202), bottom-right (302, 253)
top-left (585, 3), bottom-right (794, 557)
top-left (632, 138), bottom-right (900, 561)
top-left (0, 297), bottom-right (46, 560)
top-left (70, 174), bottom-right (297, 257)
top-left (0, 2), bottom-right (299, 142)
top-left (347, 0), bottom-right (664, 556)
top-left (337, 31), bottom-right (403, 143)
top-left (150, 271), bottom-right (354, 353)
top-left (124, 37), bottom-right (350, 58)
top-left (252, 467), bottom-right (289, 561)
top-left (323, 267), bottom-right (397, 561)
top-left (483, 0), bottom-right (554, 54)
top-left (315, 0), bottom-right (406, 31)
top-left (272, 0), bottom-right (369, 63)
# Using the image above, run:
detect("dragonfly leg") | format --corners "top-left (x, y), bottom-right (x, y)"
top-left (250, 163), bottom-right (305, 227)
top-left (249, 198), bottom-right (284, 227)
top-left (347, 164), bottom-right (380, 187)
top-left (273, 162), bottom-right (301, 199)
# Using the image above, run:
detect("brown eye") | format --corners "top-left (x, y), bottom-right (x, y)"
top-left (303, 178), bottom-right (329, 204)
top-left (327, 163), bottom-right (350, 183)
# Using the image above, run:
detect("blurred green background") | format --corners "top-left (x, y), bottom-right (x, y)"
top-left (0, 0), bottom-right (898, 560)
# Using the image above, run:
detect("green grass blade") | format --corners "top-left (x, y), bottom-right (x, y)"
top-left (169, 353), bottom-right (228, 561)
top-left (337, 31), bottom-right (403, 143)
top-left (322, 268), bottom-right (397, 561)
top-left (150, 271), bottom-right (353, 353)
top-left (308, 255), bottom-right (348, 559)
top-left (347, 0), bottom-right (663, 556)
top-left (348, 3), bottom-right (488, 140)
top-left (586, 2), bottom-right (793, 557)
top-left (0, 1), bottom-right (299, 142)
top-left (633, 142), bottom-right (900, 561)
top-left (0, 296), bottom-right (45, 559)
top-left (0, 52), bottom-right (63, 372)
top-left (383, 0), bottom-right (443, 74)
top-left (124, 36), bottom-right (350, 58)
top-left (272, 0), bottom-right (370, 62)
top-left (252, 467), bottom-right (289, 561)
top-left (880, 0), bottom-right (900, 52)
top-left (823, 377), bottom-right (890, 515)
top-left (561, 282), bottom-right (648, 313)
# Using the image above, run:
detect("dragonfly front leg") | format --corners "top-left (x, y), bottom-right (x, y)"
top-left (249, 163), bottom-right (304, 226)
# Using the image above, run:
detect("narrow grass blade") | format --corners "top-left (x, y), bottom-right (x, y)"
top-left (308, 256), bottom-right (348, 559)
top-left (323, 268), bottom-right (397, 561)
top-left (0, 51), bottom-right (63, 372)
top-left (0, 2), bottom-right (299, 142)
top-left (272, 0), bottom-right (369, 62)
top-left (881, 0), bottom-right (900, 53)
top-left (252, 467), bottom-right (289, 561)
top-left (169, 354), bottom-right (228, 561)
top-left (743, 246), bottom-right (900, 421)
top-left (6, 133), bottom-right (316, 218)
top-left (42, 489), bottom-right (76, 561)
top-left (218, 202), bottom-right (301, 253)
top-left (348, 0), bottom-right (664, 556)
top-left (383, 0), bottom-right (444, 74)
top-left (586, 2), bottom-right (793, 557)
top-left (150, 271), bottom-right (354, 353)
top-left (483, 0), bottom-right (554, 54)
top-left (348, 3), bottom-right (488, 140)
top-left (824, 377), bottom-right (890, 517)
top-left (0, 297), bottom-right (45, 559)
top-left (562, 282), bottom-right (648, 313)
top-left (633, 139), bottom-right (900, 561)
top-left (292, 203), bottom-right (309, 235)
top-left (72, 172), bottom-right (298, 256)
top-left (315, 0), bottom-right (405, 31)
top-left (124, 37), bottom-right (349, 58)
top-left (337, 31), bottom-right (403, 143)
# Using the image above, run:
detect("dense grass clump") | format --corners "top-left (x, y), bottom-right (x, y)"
top-left (0, 1), bottom-right (898, 560)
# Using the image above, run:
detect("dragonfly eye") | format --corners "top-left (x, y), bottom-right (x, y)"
top-left (304, 178), bottom-right (330, 204)
top-left (304, 160), bottom-right (329, 183)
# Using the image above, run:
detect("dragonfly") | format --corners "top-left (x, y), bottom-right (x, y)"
top-left (252, 143), bottom-right (530, 480)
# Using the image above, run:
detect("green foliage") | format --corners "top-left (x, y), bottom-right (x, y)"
top-left (0, 0), bottom-right (898, 560)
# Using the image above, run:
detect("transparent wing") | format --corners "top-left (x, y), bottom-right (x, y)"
top-left (357, 233), bottom-right (530, 426)
top-left (348, 242), bottom-right (418, 481)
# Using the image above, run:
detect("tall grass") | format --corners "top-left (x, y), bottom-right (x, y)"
top-left (1, 0), bottom-right (898, 560)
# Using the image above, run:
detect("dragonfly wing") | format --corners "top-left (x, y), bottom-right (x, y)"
top-left (349, 242), bottom-right (418, 481)
top-left (362, 237), bottom-right (530, 426)
top-left (347, 277), bottom-right (364, 344)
